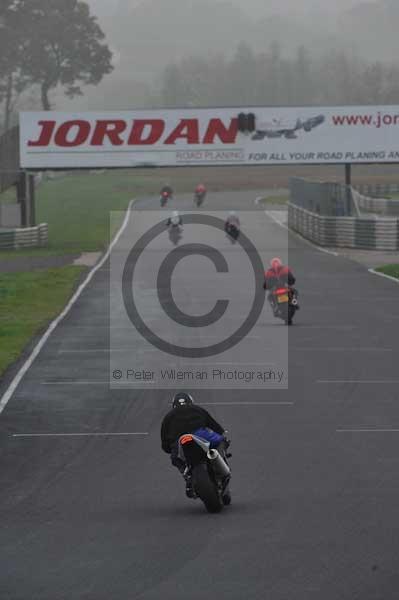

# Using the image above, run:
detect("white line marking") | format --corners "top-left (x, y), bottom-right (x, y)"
top-left (12, 432), bottom-right (149, 438)
top-left (0, 199), bottom-right (135, 416)
top-left (337, 429), bottom-right (399, 433)
top-left (302, 325), bottom-right (356, 330)
top-left (318, 380), bottom-right (399, 384)
top-left (368, 268), bottom-right (399, 284)
top-left (59, 350), bottom-right (278, 364)
top-left (199, 402), bottom-right (293, 406)
top-left (56, 326), bottom-right (128, 329)
top-left (199, 363), bottom-right (277, 366)
top-left (60, 349), bottom-right (181, 355)
top-left (41, 381), bottom-right (154, 385)
top-left (295, 347), bottom-right (392, 352)
top-left (59, 349), bottom-right (111, 354)
top-left (265, 210), bottom-right (339, 256)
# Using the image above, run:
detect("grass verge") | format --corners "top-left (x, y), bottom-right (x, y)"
top-left (0, 171), bottom-right (140, 258)
top-left (259, 195), bottom-right (289, 206)
top-left (35, 171), bottom-right (136, 254)
top-left (375, 264), bottom-right (399, 280)
top-left (0, 186), bottom-right (17, 204)
top-left (0, 266), bottom-right (85, 377)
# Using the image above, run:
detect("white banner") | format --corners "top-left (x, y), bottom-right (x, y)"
top-left (19, 106), bottom-right (399, 168)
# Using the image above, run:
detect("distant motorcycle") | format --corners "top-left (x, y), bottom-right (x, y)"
top-left (166, 212), bottom-right (183, 245)
top-left (225, 222), bottom-right (240, 241)
top-left (178, 432), bottom-right (231, 513)
top-left (168, 223), bottom-right (183, 245)
top-left (194, 189), bottom-right (206, 206)
top-left (160, 190), bottom-right (172, 207)
top-left (269, 286), bottom-right (299, 325)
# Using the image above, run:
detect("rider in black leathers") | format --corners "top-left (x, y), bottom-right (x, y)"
top-left (161, 392), bottom-right (230, 497)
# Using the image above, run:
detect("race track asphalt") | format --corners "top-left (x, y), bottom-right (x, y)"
top-left (1, 190), bottom-right (399, 600)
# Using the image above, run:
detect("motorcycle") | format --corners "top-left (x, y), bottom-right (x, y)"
top-left (168, 222), bottom-right (183, 245)
top-left (160, 190), bottom-right (171, 207)
top-left (167, 213), bottom-right (183, 245)
top-left (194, 190), bottom-right (206, 206)
top-left (270, 286), bottom-right (299, 325)
top-left (225, 222), bottom-right (240, 241)
top-left (178, 432), bottom-right (231, 513)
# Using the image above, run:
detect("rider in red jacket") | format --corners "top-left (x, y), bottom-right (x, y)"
top-left (195, 183), bottom-right (206, 195)
top-left (264, 257), bottom-right (297, 314)
top-left (263, 257), bottom-right (296, 290)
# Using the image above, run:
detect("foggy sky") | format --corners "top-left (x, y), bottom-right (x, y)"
top-left (3, 0), bottom-right (394, 115)
top-left (88, 0), bottom-right (361, 20)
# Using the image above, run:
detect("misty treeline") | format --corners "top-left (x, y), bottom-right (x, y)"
top-left (159, 42), bottom-right (399, 108)
top-left (0, 0), bottom-right (112, 132)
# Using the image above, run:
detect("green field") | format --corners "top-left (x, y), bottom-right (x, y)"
top-left (0, 170), bottom-right (169, 257)
top-left (33, 171), bottom-right (140, 254)
top-left (375, 264), bottom-right (399, 280)
top-left (0, 186), bottom-right (17, 204)
top-left (0, 266), bottom-right (85, 377)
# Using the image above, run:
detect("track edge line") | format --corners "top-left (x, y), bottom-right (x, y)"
top-left (368, 268), bottom-right (399, 284)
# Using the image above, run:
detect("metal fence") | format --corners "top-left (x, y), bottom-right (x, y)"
top-left (351, 188), bottom-right (399, 217)
top-left (353, 183), bottom-right (399, 197)
top-left (288, 204), bottom-right (399, 250)
top-left (288, 177), bottom-right (399, 249)
top-left (289, 177), bottom-right (355, 217)
top-left (0, 126), bottom-right (20, 194)
top-left (0, 223), bottom-right (48, 249)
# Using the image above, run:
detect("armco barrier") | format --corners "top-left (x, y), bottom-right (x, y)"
top-left (0, 223), bottom-right (48, 250)
top-left (290, 177), bottom-right (354, 216)
top-left (288, 204), bottom-right (399, 250)
top-left (352, 188), bottom-right (399, 216)
top-left (353, 183), bottom-right (399, 197)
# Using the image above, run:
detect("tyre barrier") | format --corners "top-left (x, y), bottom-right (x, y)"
top-left (0, 223), bottom-right (48, 250)
top-left (288, 203), bottom-right (399, 250)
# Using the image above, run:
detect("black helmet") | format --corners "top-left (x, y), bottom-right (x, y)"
top-left (172, 392), bottom-right (194, 408)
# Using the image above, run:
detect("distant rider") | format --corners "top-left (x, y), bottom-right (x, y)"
top-left (166, 210), bottom-right (183, 227)
top-left (263, 257), bottom-right (297, 313)
top-left (161, 392), bottom-right (230, 497)
top-left (225, 211), bottom-right (240, 232)
top-left (161, 184), bottom-right (173, 197)
top-left (195, 183), bottom-right (206, 195)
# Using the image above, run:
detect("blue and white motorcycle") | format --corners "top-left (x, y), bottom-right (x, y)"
top-left (177, 429), bottom-right (231, 513)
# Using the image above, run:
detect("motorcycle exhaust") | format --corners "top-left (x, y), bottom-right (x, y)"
top-left (207, 449), bottom-right (231, 479)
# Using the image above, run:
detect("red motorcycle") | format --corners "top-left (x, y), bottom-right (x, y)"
top-left (270, 287), bottom-right (299, 325)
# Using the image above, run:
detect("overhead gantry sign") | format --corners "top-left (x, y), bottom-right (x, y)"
top-left (19, 106), bottom-right (399, 169)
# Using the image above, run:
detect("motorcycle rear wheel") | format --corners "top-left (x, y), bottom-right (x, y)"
top-left (222, 491), bottom-right (232, 505)
top-left (192, 463), bottom-right (223, 513)
top-left (285, 304), bottom-right (295, 325)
